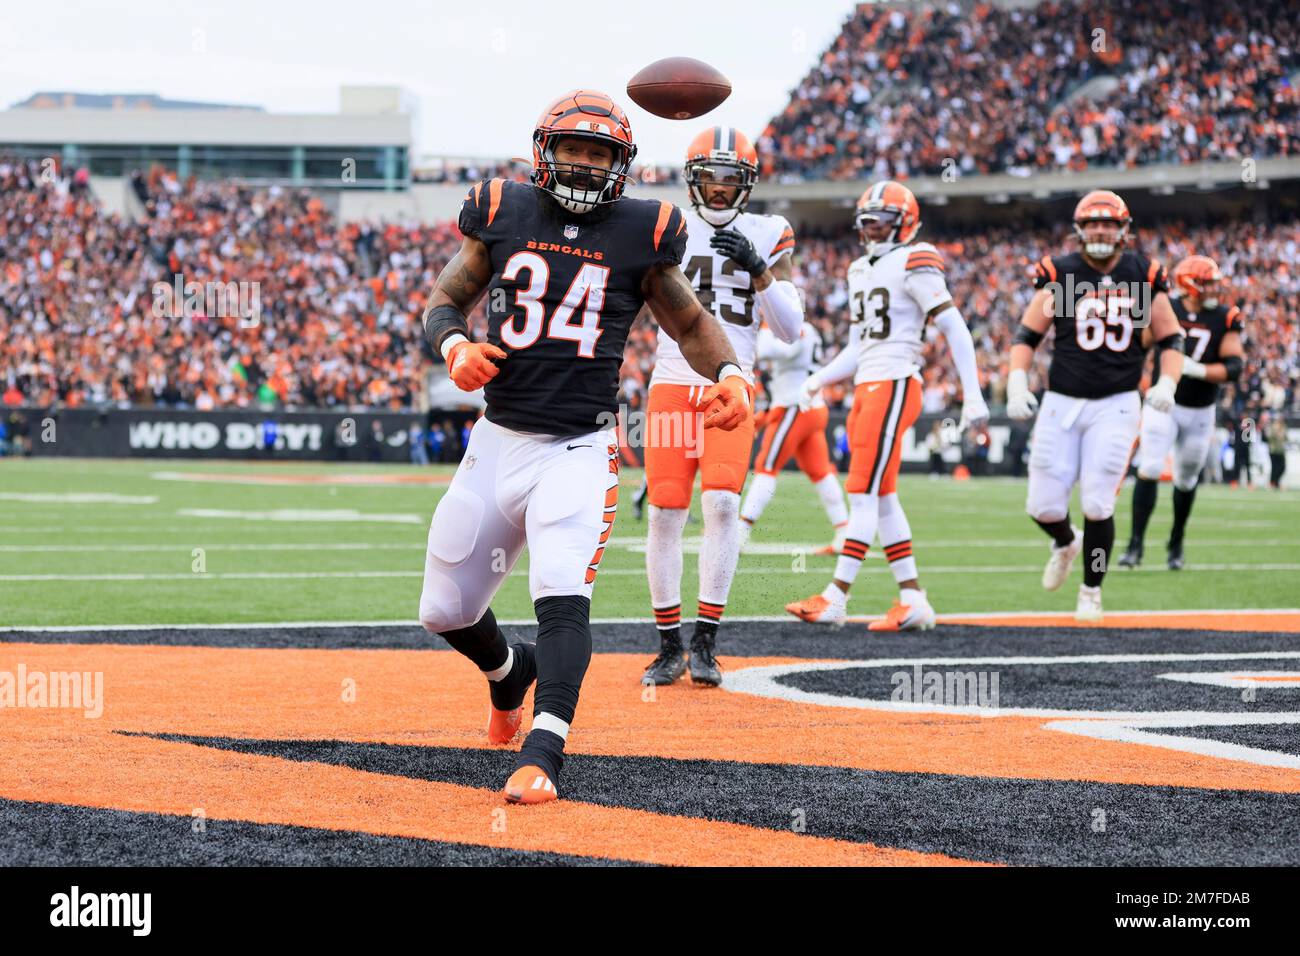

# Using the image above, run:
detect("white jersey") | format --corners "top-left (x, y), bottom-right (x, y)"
top-left (650, 207), bottom-right (795, 387)
top-left (847, 242), bottom-right (952, 383)
top-left (757, 322), bottom-right (824, 409)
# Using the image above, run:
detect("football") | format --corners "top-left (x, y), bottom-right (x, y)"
top-left (626, 56), bottom-right (732, 120)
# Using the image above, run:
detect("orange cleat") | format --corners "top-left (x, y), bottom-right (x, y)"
top-left (503, 765), bottom-right (558, 804)
top-left (785, 593), bottom-right (846, 624)
top-left (487, 705), bottom-right (523, 745)
top-left (813, 544), bottom-right (839, 556)
top-left (867, 591), bottom-right (937, 631)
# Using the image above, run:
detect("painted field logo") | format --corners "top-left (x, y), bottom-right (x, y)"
top-left (891, 665), bottom-right (999, 709)
top-left (0, 665), bottom-right (103, 718)
top-left (50, 886), bottom-right (151, 936)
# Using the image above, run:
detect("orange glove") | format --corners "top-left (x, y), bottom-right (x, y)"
top-left (447, 340), bottom-right (506, 391)
top-left (701, 374), bottom-right (752, 431)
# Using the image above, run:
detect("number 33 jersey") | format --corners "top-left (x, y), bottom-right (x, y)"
top-left (846, 242), bottom-right (952, 383)
top-left (459, 178), bottom-right (689, 436)
top-left (649, 208), bottom-right (795, 387)
top-left (1031, 250), bottom-right (1170, 399)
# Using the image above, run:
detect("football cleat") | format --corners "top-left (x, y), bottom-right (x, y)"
top-left (1075, 584), bottom-right (1104, 622)
top-left (503, 765), bottom-right (558, 804)
top-left (688, 632), bottom-right (722, 686)
top-left (642, 642), bottom-right (688, 685)
top-left (487, 705), bottom-right (524, 746)
top-left (868, 591), bottom-right (937, 631)
top-left (1167, 542), bottom-right (1185, 571)
top-left (1041, 526), bottom-right (1083, 591)
top-left (785, 593), bottom-right (846, 624)
top-left (813, 543), bottom-right (839, 556)
top-left (1117, 541), bottom-right (1142, 568)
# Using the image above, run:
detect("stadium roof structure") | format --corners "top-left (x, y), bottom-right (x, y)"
top-left (10, 92), bottom-right (264, 112)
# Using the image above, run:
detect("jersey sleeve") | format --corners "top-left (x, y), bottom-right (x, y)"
top-left (1031, 255), bottom-right (1059, 290)
top-left (766, 216), bottom-right (796, 265)
top-left (1225, 306), bottom-right (1243, 331)
top-left (1143, 256), bottom-right (1170, 293)
top-left (458, 178), bottom-right (507, 242)
top-left (904, 268), bottom-right (954, 317)
top-left (650, 201), bottom-right (689, 268)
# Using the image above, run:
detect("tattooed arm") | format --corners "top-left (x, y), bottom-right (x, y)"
top-left (422, 236), bottom-right (493, 355)
top-left (642, 262), bottom-right (739, 381)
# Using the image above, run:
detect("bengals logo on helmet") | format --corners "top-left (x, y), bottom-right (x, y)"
top-left (683, 126), bottom-right (759, 226)
top-left (532, 90), bottom-right (638, 215)
top-left (1172, 254), bottom-right (1226, 308)
top-left (1072, 189), bottom-right (1131, 259)
top-left (855, 180), bottom-right (921, 255)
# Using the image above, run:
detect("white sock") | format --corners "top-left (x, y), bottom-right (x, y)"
top-left (878, 492), bottom-right (918, 583)
top-left (646, 505), bottom-right (688, 616)
top-left (833, 492), bottom-right (878, 587)
top-left (699, 490), bottom-right (742, 609)
top-left (814, 473), bottom-right (848, 527)
top-left (821, 581), bottom-right (847, 607)
top-left (740, 472), bottom-right (777, 524)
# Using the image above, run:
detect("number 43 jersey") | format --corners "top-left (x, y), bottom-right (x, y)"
top-left (846, 242), bottom-right (953, 383)
top-left (459, 178), bottom-right (689, 436)
top-left (649, 207), bottom-right (795, 387)
top-left (1031, 250), bottom-right (1169, 399)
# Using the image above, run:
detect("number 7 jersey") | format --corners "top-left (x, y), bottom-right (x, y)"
top-left (649, 207), bottom-right (795, 387)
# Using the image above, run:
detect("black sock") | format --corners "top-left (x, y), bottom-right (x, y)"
top-left (533, 595), bottom-right (592, 726)
top-left (488, 639), bottom-right (537, 711)
top-left (516, 728), bottom-right (566, 784)
top-left (1034, 515), bottom-right (1075, 548)
top-left (439, 607), bottom-right (507, 672)
top-left (1128, 477), bottom-right (1158, 548)
top-left (1170, 486), bottom-right (1197, 547)
top-left (1083, 516), bottom-right (1115, 587)
top-left (658, 625), bottom-right (682, 652)
top-left (692, 619), bottom-right (719, 647)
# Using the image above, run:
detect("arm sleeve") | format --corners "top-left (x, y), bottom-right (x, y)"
top-left (755, 279), bottom-right (804, 343)
top-left (815, 321), bottom-right (865, 386)
top-left (932, 306), bottom-right (984, 403)
top-left (757, 324), bottom-right (805, 363)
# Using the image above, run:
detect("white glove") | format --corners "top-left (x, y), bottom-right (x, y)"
top-left (1145, 377), bottom-right (1176, 413)
top-left (798, 374), bottom-right (823, 412)
top-left (959, 394), bottom-right (990, 431)
top-left (1005, 368), bottom-right (1038, 420)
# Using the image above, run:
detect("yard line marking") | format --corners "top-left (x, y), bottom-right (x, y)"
top-left (0, 493), bottom-right (158, 504)
top-left (0, 543), bottom-right (424, 553)
top-left (178, 508), bottom-right (425, 524)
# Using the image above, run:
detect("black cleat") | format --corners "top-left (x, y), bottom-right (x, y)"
top-left (642, 640), bottom-right (687, 685)
top-left (1167, 542), bottom-right (1185, 571)
top-left (1117, 541), bottom-right (1143, 568)
top-left (688, 631), bottom-right (722, 687)
top-left (632, 482), bottom-right (647, 521)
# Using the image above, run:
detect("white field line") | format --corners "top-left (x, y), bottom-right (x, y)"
top-left (2, 608), bottom-right (1296, 633)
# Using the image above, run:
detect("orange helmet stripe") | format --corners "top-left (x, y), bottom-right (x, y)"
top-left (486, 178), bottom-right (505, 227)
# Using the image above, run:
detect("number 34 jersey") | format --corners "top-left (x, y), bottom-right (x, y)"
top-left (846, 242), bottom-right (953, 383)
top-left (649, 207), bottom-right (795, 387)
top-left (459, 178), bottom-right (689, 436)
top-left (1031, 250), bottom-right (1170, 400)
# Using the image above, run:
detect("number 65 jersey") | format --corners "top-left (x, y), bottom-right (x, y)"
top-left (846, 242), bottom-right (953, 383)
top-left (1031, 251), bottom-right (1169, 399)
top-left (649, 207), bottom-right (795, 387)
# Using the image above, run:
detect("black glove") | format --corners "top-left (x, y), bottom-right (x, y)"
top-left (709, 229), bottom-right (767, 278)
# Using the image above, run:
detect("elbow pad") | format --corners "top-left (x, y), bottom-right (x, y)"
top-left (1013, 325), bottom-right (1044, 348)
top-left (1222, 355), bottom-right (1243, 381)
top-left (424, 303), bottom-right (470, 354)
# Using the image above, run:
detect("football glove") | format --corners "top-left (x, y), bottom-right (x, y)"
top-left (959, 394), bottom-right (990, 431)
top-left (709, 229), bottom-right (767, 278)
top-left (798, 374), bottom-right (823, 412)
top-left (447, 340), bottom-right (506, 392)
top-left (702, 374), bottom-right (752, 431)
top-left (1005, 368), bottom-right (1038, 420)
top-left (1144, 377), bottom-right (1177, 413)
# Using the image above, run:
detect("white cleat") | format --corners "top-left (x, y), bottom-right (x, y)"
top-left (1042, 526), bottom-right (1083, 592)
top-left (1075, 584), bottom-right (1104, 622)
top-left (785, 592), bottom-right (847, 624)
top-left (868, 588), bottom-right (937, 631)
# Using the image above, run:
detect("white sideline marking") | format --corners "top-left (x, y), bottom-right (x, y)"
top-left (177, 508), bottom-right (424, 525)
top-left (2, 608), bottom-right (1295, 633)
top-left (0, 543), bottom-right (423, 553)
top-left (1045, 717), bottom-right (1300, 771)
top-left (0, 492), bottom-right (158, 504)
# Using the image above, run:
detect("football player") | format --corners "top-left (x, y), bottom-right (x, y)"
top-left (1119, 255), bottom-right (1244, 570)
top-left (786, 181), bottom-right (988, 630)
top-left (1006, 190), bottom-right (1184, 620)
top-left (641, 126), bottom-right (803, 687)
top-left (739, 320), bottom-right (848, 555)
top-left (419, 91), bottom-right (750, 804)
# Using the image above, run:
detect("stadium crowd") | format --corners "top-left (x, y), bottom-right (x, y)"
top-left (1, 157), bottom-right (1296, 444)
top-left (759, 0), bottom-right (1300, 181)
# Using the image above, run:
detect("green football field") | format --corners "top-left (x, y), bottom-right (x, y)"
top-left (1, 456), bottom-right (1296, 628)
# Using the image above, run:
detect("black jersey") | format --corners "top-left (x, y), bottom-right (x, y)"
top-left (1032, 250), bottom-right (1169, 399)
top-left (458, 178), bottom-right (688, 436)
top-left (1163, 298), bottom-right (1244, 408)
